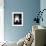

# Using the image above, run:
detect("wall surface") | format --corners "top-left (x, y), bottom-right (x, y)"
top-left (40, 0), bottom-right (46, 44)
top-left (40, 0), bottom-right (46, 27)
top-left (4, 0), bottom-right (40, 42)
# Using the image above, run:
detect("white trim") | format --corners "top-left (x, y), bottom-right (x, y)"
top-left (0, 6), bottom-right (4, 42)
top-left (12, 12), bottom-right (23, 26)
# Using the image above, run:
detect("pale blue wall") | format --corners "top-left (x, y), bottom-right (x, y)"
top-left (40, 0), bottom-right (46, 27)
top-left (4, 0), bottom-right (40, 42)
top-left (40, 0), bottom-right (46, 44)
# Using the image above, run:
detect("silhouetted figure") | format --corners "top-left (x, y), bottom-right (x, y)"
top-left (14, 14), bottom-right (22, 25)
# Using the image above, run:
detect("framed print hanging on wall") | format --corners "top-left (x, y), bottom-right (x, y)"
top-left (12, 12), bottom-right (23, 26)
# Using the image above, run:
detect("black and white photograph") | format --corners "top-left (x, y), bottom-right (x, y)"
top-left (12, 12), bottom-right (23, 26)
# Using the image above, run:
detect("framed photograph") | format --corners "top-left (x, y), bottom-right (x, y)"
top-left (12, 12), bottom-right (23, 26)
